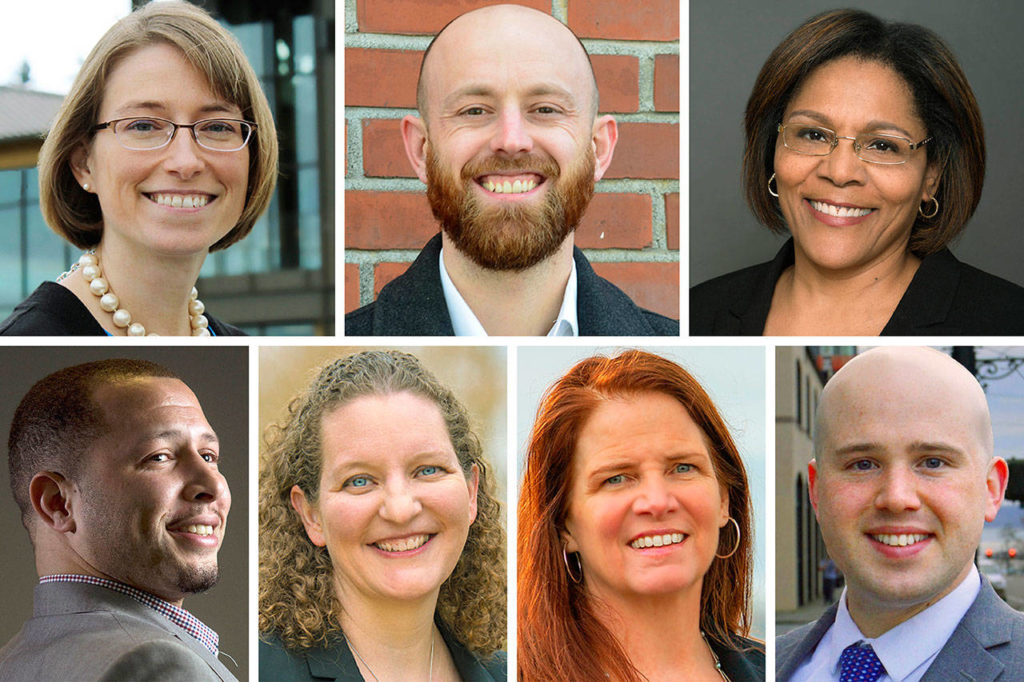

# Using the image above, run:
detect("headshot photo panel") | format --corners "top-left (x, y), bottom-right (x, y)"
top-left (517, 345), bottom-right (766, 681)
top-left (257, 346), bottom-right (507, 681)
top-left (0, 345), bottom-right (248, 681)
top-left (344, 0), bottom-right (680, 337)
top-left (690, 1), bottom-right (1024, 336)
top-left (776, 346), bottom-right (1024, 681)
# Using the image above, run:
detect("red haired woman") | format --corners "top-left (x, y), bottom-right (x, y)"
top-left (518, 350), bottom-right (764, 680)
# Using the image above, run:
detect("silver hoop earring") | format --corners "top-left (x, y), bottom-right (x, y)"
top-left (562, 543), bottom-right (583, 584)
top-left (919, 196), bottom-right (939, 219)
top-left (768, 172), bottom-right (779, 198)
top-left (715, 517), bottom-right (741, 559)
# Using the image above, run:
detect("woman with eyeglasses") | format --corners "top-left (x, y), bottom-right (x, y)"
top-left (0, 1), bottom-right (277, 336)
top-left (691, 9), bottom-right (1024, 336)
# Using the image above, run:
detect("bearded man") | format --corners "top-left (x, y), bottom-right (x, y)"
top-left (345, 4), bottom-right (679, 336)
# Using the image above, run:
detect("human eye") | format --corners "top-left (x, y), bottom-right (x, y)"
top-left (863, 135), bottom-right (904, 155)
top-left (603, 473), bottom-right (626, 486)
top-left (920, 456), bottom-right (946, 470)
top-left (849, 459), bottom-right (877, 472)
top-left (199, 119), bottom-right (239, 134)
top-left (145, 452), bottom-right (171, 464)
top-left (459, 106), bottom-right (487, 117)
top-left (200, 450), bottom-right (219, 464)
top-left (673, 462), bottom-right (694, 474)
top-left (343, 475), bottom-right (373, 490)
top-left (795, 126), bottom-right (831, 144)
top-left (416, 464), bottom-right (446, 477)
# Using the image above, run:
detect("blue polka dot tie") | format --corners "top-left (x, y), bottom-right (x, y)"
top-left (839, 643), bottom-right (885, 682)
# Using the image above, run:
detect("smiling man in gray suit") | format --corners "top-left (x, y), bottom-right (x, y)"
top-left (0, 359), bottom-right (236, 682)
top-left (777, 347), bottom-right (1024, 682)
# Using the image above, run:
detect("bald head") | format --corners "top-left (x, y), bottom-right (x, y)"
top-left (416, 4), bottom-right (599, 121)
top-left (815, 347), bottom-right (993, 462)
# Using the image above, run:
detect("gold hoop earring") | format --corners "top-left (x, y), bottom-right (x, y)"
top-left (562, 543), bottom-right (583, 584)
top-left (715, 517), bottom-right (741, 559)
top-left (768, 172), bottom-right (779, 198)
top-left (919, 196), bottom-right (939, 219)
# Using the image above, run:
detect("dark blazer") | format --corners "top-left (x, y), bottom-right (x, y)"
top-left (258, 628), bottom-right (507, 682)
top-left (776, 576), bottom-right (1024, 682)
top-left (690, 239), bottom-right (1024, 336)
top-left (0, 281), bottom-right (245, 335)
top-left (710, 635), bottom-right (766, 681)
top-left (345, 234), bottom-right (679, 336)
top-left (0, 582), bottom-right (237, 682)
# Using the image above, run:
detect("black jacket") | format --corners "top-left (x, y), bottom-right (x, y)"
top-left (0, 281), bottom-right (245, 336)
top-left (345, 234), bottom-right (679, 336)
top-left (690, 239), bottom-right (1024, 336)
top-left (710, 635), bottom-right (766, 681)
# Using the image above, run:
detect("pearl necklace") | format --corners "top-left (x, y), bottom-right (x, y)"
top-left (64, 252), bottom-right (210, 336)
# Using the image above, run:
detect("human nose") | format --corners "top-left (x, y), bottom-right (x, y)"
top-left (162, 125), bottom-right (206, 178)
top-left (490, 107), bottom-right (533, 156)
top-left (873, 465), bottom-right (921, 513)
top-left (181, 452), bottom-right (229, 503)
top-left (817, 136), bottom-right (865, 186)
top-left (378, 477), bottom-right (423, 524)
top-left (632, 476), bottom-right (681, 516)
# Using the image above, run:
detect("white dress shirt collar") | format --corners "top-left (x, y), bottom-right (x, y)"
top-left (792, 563), bottom-right (981, 682)
top-left (438, 246), bottom-right (578, 336)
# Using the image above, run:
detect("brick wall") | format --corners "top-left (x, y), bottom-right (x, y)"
top-left (344, 0), bottom-right (680, 320)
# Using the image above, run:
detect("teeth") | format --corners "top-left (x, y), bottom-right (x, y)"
top-left (375, 534), bottom-right (429, 552)
top-left (810, 200), bottom-right (872, 218)
top-left (150, 193), bottom-right (210, 208)
top-left (183, 524), bottom-right (213, 536)
top-left (873, 533), bottom-right (929, 547)
top-left (482, 178), bottom-right (537, 194)
top-left (630, 532), bottom-right (685, 549)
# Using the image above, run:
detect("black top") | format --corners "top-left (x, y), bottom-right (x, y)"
top-left (0, 281), bottom-right (245, 336)
top-left (690, 239), bottom-right (1024, 336)
top-left (258, 628), bottom-right (507, 682)
top-left (345, 234), bottom-right (679, 336)
top-left (710, 635), bottom-right (766, 681)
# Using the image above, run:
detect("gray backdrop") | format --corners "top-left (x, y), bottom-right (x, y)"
top-left (0, 347), bottom-right (249, 680)
top-left (690, 0), bottom-right (1024, 287)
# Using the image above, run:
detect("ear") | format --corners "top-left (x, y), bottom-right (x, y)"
top-left (401, 115), bottom-right (430, 184)
top-left (590, 115), bottom-right (618, 182)
top-left (290, 485), bottom-right (326, 547)
top-left (921, 161), bottom-right (942, 203)
top-left (984, 457), bottom-right (1009, 523)
top-left (465, 463), bottom-right (480, 524)
top-left (69, 143), bottom-right (94, 191)
top-left (718, 485), bottom-right (730, 527)
top-left (808, 459), bottom-right (820, 516)
top-left (29, 472), bottom-right (76, 533)
top-left (560, 517), bottom-right (579, 553)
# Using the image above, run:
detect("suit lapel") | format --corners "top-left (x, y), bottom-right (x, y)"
top-left (776, 603), bottom-right (839, 681)
top-left (921, 578), bottom-right (1010, 682)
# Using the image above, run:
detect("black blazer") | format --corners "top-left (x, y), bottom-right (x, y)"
top-left (345, 234), bottom-right (679, 336)
top-left (710, 635), bottom-right (766, 681)
top-left (258, 629), bottom-right (507, 682)
top-left (690, 239), bottom-right (1024, 336)
top-left (0, 281), bottom-right (245, 336)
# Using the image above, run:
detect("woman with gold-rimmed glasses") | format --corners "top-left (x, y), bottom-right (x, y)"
top-left (691, 9), bottom-right (1024, 336)
top-left (0, 1), bottom-right (277, 336)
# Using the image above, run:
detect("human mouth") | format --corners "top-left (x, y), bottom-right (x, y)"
top-left (871, 533), bottom-right (930, 547)
top-left (146, 192), bottom-right (213, 209)
top-left (167, 517), bottom-right (221, 547)
top-left (809, 200), bottom-right (873, 218)
top-left (630, 532), bottom-right (686, 549)
top-left (373, 534), bottom-right (431, 553)
top-left (182, 524), bottom-right (214, 536)
top-left (478, 174), bottom-right (543, 195)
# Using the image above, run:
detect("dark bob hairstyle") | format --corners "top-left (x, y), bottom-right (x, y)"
top-left (743, 9), bottom-right (984, 257)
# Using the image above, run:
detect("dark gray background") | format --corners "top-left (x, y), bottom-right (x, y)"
top-left (0, 347), bottom-right (249, 680)
top-left (690, 0), bottom-right (1024, 288)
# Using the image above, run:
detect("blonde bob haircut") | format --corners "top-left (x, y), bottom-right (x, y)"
top-left (38, 0), bottom-right (278, 252)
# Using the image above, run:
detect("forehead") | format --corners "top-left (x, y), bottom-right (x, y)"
top-left (320, 392), bottom-right (456, 468)
top-left (786, 57), bottom-right (922, 129)
top-left (423, 8), bottom-right (592, 108)
top-left (100, 42), bottom-right (238, 117)
top-left (91, 377), bottom-right (206, 429)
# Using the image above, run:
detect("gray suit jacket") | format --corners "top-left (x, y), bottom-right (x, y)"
top-left (0, 582), bottom-right (238, 682)
top-left (776, 576), bottom-right (1024, 682)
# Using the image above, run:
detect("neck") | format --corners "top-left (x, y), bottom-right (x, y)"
top-left (790, 240), bottom-right (919, 299)
top-left (441, 233), bottom-right (573, 336)
top-left (336, 585), bottom-right (439, 681)
top-left (591, 584), bottom-right (717, 681)
top-left (845, 564), bottom-right (973, 638)
top-left (62, 237), bottom-right (207, 336)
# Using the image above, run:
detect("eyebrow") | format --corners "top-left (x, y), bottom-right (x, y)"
top-left (785, 109), bottom-right (916, 139)
top-left (586, 451), bottom-right (709, 477)
top-left (830, 441), bottom-right (965, 458)
top-left (112, 100), bottom-right (238, 117)
top-left (441, 82), bottom-right (576, 108)
top-left (144, 429), bottom-right (220, 446)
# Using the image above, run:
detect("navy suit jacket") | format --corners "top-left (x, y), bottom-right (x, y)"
top-left (345, 234), bottom-right (678, 336)
top-left (776, 576), bottom-right (1024, 682)
top-left (691, 239), bottom-right (1024, 336)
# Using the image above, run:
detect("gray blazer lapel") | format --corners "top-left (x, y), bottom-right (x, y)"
top-left (776, 602), bottom-right (839, 681)
top-left (921, 578), bottom-right (1017, 682)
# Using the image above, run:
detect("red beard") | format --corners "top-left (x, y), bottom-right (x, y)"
top-left (425, 147), bottom-right (595, 271)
